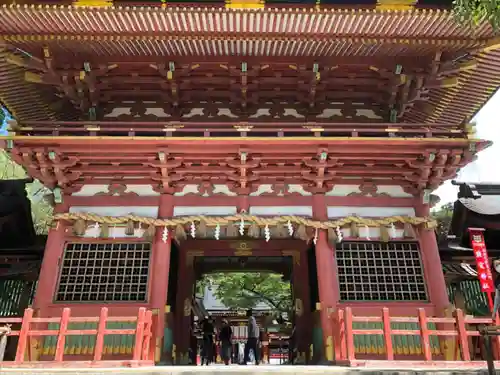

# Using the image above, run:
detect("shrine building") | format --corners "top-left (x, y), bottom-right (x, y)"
top-left (0, 0), bottom-right (499, 368)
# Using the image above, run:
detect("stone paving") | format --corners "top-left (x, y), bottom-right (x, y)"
top-left (0, 365), bottom-right (493, 375)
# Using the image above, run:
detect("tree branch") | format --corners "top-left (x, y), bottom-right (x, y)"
top-left (243, 287), bottom-right (281, 310)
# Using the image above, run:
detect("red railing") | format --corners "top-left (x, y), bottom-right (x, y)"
top-left (11, 120), bottom-right (469, 139)
top-left (333, 307), bottom-right (500, 363)
top-left (0, 307), bottom-right (153, 367)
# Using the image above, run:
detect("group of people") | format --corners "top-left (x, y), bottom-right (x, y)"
top-left (199, 309), bottom-right (260, 366)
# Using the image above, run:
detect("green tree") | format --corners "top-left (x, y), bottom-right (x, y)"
top-left (431, 202), bottom-right (454, 243)
top-left (0, 150), bottom-right (53, 234)
top-left (200, 272), bottom-right (292, 315)
top-left (453, 0), bottom-right (500, 30)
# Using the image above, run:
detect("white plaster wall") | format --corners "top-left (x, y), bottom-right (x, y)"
top-left (327, 206), bottom-right (415, 218)
top-left (325, 185), bottom-right (412, 198)
top-left (69, 206), bottom-right (159, 217)
top-left (250, 184), bottom-right (311, 196)
top-left (175, 184), bottom-right (237, 197)
top-left (81, 226), bottom-right (149, 239)
top-left (173, 206), bottom-right (237, 216)
top-left (338, 227), bottom-right (405, 239)
top-left (249, 206), bottom-right (313, 216)
top-left (72, 184), bottom-right (159, 196)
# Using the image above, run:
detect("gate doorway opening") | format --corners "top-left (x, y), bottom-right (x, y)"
top-left (194, 257), bottom-right (293, 365)
top-left (172, 239), bottom-right (312, 365)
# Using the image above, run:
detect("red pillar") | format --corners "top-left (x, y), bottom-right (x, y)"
top-left (415, 200), bottom-right (450, 314)
top-left (292, 250), bottom-right (312, 363)
top-left (150, 194), bottom-right (174, 363)
top-left (312, 194), bottom-right (339, 363)
top-left (174, 249), bottom-right (195, 364)
top-left (32, 202), bottom-right (68, 314)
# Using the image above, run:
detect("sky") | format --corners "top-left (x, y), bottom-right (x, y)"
top-left (433, 90), bottom-right (500, 207)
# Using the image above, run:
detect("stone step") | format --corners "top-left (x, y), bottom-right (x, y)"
top-left (0, 365), bottom-right (493, 375)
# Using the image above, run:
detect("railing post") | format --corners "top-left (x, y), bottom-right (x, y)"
top-left (54, 308), bottom-right (71, 362)
top-left (418, 308), bottom-right (432, 361)
top-left (142, 310), bottom-right (153, 361)
top-left (336, 309), bottom-right (347, 361)
top-left (94, 307), bottom-right (108, 361)
top-left (454, 308), bottom-right (470, 361)
top-left (133, 308), bottom-right (146, 361)
top-left (15, 308), bottom-right (33, 363)
top-left (382, 307), bottom-right (393, 360)
top-left (344, 307), bottom-right (355, 361)
top-left (0, 326), bottom-right (11, 362)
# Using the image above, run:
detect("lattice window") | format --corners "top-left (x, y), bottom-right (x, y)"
top-left (56, 242), bottom-right (151, 302)
top-left (337, 241), bottom-right (427, 301)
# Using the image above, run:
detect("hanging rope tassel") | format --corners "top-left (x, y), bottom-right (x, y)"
top-left (379, 226), bottom-right (390, 243)
top-left (404, 222), bottom-right (416, 238)
top-left (294, 224), bottom-right (308, 241)
top-left (327, 227), bottom-right (337, 245)
top-left (100, 222), bottom-right (110, 238)
top-left (174, 224), bottom-right (187, 243)
top-left (125, 220), bottom-right (135, 236)
top-left (225, 224), bottom-right (238, 237)
top-left (198, 220), bottom-right (207, 238)
top-left (73, 219), bottom-right (87, 236)
top-left (350, 222), bottom-right (359, 238)
top-left (248, 223), bottom-right (260, 238)
top-left (145, 224), bottom-right (156, 240)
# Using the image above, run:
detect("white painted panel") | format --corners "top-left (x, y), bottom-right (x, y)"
top-left (72, 184), bottom-right (159, 196)
top-left (287, 184), bottom-right (312, 196)
top-left (325, 184), bottom-right (413, 198)
top-left (327, 206), bottom-right (415, 218)
top-left (340, 228), bottom-right (404, 239)
top-left (71, 185), bottom-right (109, 196)
top-left (250, 184), bottom-right (273, 196)
top-left (377, 185), bottom-right (413, 198)
top-left (249, 206), bottom-right (313, 216)
top-left (81, 227), bottom-right (147, 239)
top-left (325, 185), bottom-right (359, 197)
top-left (69, 206), bottom-right (159, 218)
top-left (173, 206), bottom-right (237, 216)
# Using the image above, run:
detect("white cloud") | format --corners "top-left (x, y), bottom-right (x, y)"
top-left (434, 90), bottom-right (500, 207)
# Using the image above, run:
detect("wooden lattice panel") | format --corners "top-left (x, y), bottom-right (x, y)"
top-left (56, 242), bottom-right (151, 302)
top-left (337, 241), bottom-right (427, 301)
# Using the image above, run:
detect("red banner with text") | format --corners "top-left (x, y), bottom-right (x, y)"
top-left (469, 228), bottom-right (494, 292)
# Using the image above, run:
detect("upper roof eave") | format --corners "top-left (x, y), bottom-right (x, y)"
top-left (0, 5), bottom-right (494, 41)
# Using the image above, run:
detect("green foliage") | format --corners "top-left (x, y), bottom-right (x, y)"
top-left (0, 150), bottom-right (53, 234)
top-left (453, 0), bottom-right (500, 30)
top-left (200, 272), bottom-right (292, 314)
top-left (431, 202), bottom-right (454, 243)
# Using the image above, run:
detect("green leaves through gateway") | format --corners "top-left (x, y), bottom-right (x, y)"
top-left (199, 272), bottom-right (293, 316)
top-left (453, 0), bottom-right (500, 31)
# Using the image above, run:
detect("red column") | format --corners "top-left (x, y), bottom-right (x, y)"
top-left (32, 202), bottom-right (68, 314)
top-left (174, 249), bottom-right (195, 364)
top-left (415, 201), bottom-right (450, 314)
top-left (150, 194), bottom-right (174, 363)
top-left (312, 194), bottom-right (339, 363)
top-left (292, 250), bottom-right (312, 363)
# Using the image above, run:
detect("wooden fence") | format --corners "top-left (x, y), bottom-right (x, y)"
top-left (333, 307), bottom-right (500, 364)
top-left (0, 307), bottom-right (154, 368)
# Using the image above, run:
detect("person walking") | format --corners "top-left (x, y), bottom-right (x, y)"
top-left (200, 317), bottom-right (214, 366)
top-left (219, 319), bottom-right (233, 365)
top-left (243, 309), bottom-right (259, 365)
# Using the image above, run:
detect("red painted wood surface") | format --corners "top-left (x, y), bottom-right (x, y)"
top-left (381, 307), bottom-right (393, 361)
top-left (334, 307), bottom-right (499, 363)
top-left (0, 307), bottom-right (152, 367)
